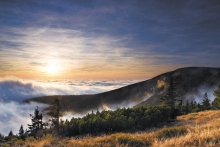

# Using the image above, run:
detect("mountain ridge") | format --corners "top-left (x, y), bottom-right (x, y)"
top-left (24, 67), bottom-right (220, 114)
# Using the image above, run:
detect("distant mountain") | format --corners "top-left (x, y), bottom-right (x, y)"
top-left (24, 67), bottom-right (220, 114)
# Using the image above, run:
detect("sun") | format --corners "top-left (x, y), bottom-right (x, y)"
top-left (45, 64), bottom-right (59, 75)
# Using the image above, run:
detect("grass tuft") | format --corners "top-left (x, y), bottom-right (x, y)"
top-left (156, 126), bottom-right (188, 139)
top-left (116, 135), bottom-right (147, 147)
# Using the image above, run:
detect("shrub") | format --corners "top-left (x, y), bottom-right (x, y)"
top-left (26, 136), bottom-right (36, 142)
top-left (116, 135), bottom-right (148, 147)
top-left (51, 138), bottom-right (64, 146)
top-left (156, 126), bottom-right (188, 139)
top-left (1, 143), bottom-right (10, 147)
top-left (42, 143), bottom-right (52, 147)
top-left (14, 139), bottom-right (25, 146)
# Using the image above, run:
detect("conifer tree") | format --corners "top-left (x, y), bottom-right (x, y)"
top-left (202, 92), bottom-right (211, 110)
top-left (19, 125), bottom-right (24, 136)
top-left (160, 77), bottom-right (179, 119)
top-left (184, 99), bottom-right (190, 114)
top-left (212, 83), bottom-right (220, 109)
top-left (197, 103), bottom-right (202, 111)
top-left (8, 130), bottom-right (13, 137)
top-left (19, 125), bottom-right (25, 139)
top-left (47, 97), bottom-right (62, 135)
top-left (161, 77), bottom-right (178, 109)
top-left (178, 99), bottom-right (183, 113)
top-left (190, 101), bottom-right (197, 110)
top-left (27, 107), bottom-right (45, 137)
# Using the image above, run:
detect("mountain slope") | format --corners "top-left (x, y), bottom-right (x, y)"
top-left (136, 67), bottom-right (220, 107)
top-left (24, 67), bottom-right (220, 114)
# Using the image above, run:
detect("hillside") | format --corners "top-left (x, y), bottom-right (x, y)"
top-left (24, 67), bottom-right (220, 114)
top-left (3, 110), bottom-right (220, 147)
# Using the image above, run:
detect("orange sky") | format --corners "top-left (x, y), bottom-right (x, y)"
top-left (0, 64), bottom-right (178, 80)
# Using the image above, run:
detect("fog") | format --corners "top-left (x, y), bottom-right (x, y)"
top-left (0, 101), bottom-right (47, 136)
top-left (184, 85), bottom-right (217, 103)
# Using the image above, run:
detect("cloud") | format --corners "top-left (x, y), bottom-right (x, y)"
top-left (0, 27), bottom-right (143, 77)
top-left (1, 0), bottom-right (220, 78)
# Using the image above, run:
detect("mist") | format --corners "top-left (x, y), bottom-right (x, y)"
top-left (184, 85), bottom-right (217, 103)
top-left (0, 101), bottom-right (47, 136)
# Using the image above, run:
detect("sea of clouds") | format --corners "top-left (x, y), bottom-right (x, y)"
top-left (0, 76), bottom-right (141, 135)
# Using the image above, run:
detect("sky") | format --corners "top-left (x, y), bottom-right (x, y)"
top-left (0, 0), bottom-right (220, 80)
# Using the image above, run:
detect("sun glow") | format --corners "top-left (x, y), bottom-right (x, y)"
top-left (45, 64), bottom-right (59, 75)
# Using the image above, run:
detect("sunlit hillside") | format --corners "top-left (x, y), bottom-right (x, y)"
top-left (2, 110), bottom-right (220, 147)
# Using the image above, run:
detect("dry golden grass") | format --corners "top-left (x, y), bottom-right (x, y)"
top-left (7, 110), bottom-right (220, 147)
top-left (153, 110), bottom-right (220, 147)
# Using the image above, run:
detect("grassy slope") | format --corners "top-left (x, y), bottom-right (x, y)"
top-left (6, 110), bottom-right (220, 147)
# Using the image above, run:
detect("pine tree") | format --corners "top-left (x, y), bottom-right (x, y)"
top-left (47, 97), bottom-right (62, 135)
top-left (184, 99), bottom-right (190, 114)
top-left (160, 77), bottom-right (179, 119)
top-left (212, 83), bottom-right (220, 109)
top-left (178, 99), bottom-right (183, 113)
top-left (197, 103), bottom-right (202, 111)
top-left (19, 125), bottom-right (24, 136)
top-left (27, 107), bottom-right (45, 137)
top-left (161, 77), bottom-right (178, 109)
top-left (8, 130), bottom-right (13, 137)
top-left (202, 92), bottom-right (211, 110)
top-left (19, 125), bottom-right (25, 139)
top-left (190, 101), bottom-right (197, 111)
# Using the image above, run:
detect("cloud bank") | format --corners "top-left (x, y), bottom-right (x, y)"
top-left (0, 76), bottom-right (139, 135)
top-left (0, 76), bottom-right (139, 102)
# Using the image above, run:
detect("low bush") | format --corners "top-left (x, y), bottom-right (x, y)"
top-left (116, 135), bottom-right (149, 147)
top-left (156, 126), bottom-right (188, 139)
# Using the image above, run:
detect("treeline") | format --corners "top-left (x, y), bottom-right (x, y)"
top-left (178, 92), bottom-right (214, 115)
top-left (61, 81), bottom-right (220, 137)
top-left (62, 106), bottom-right (171, 137)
